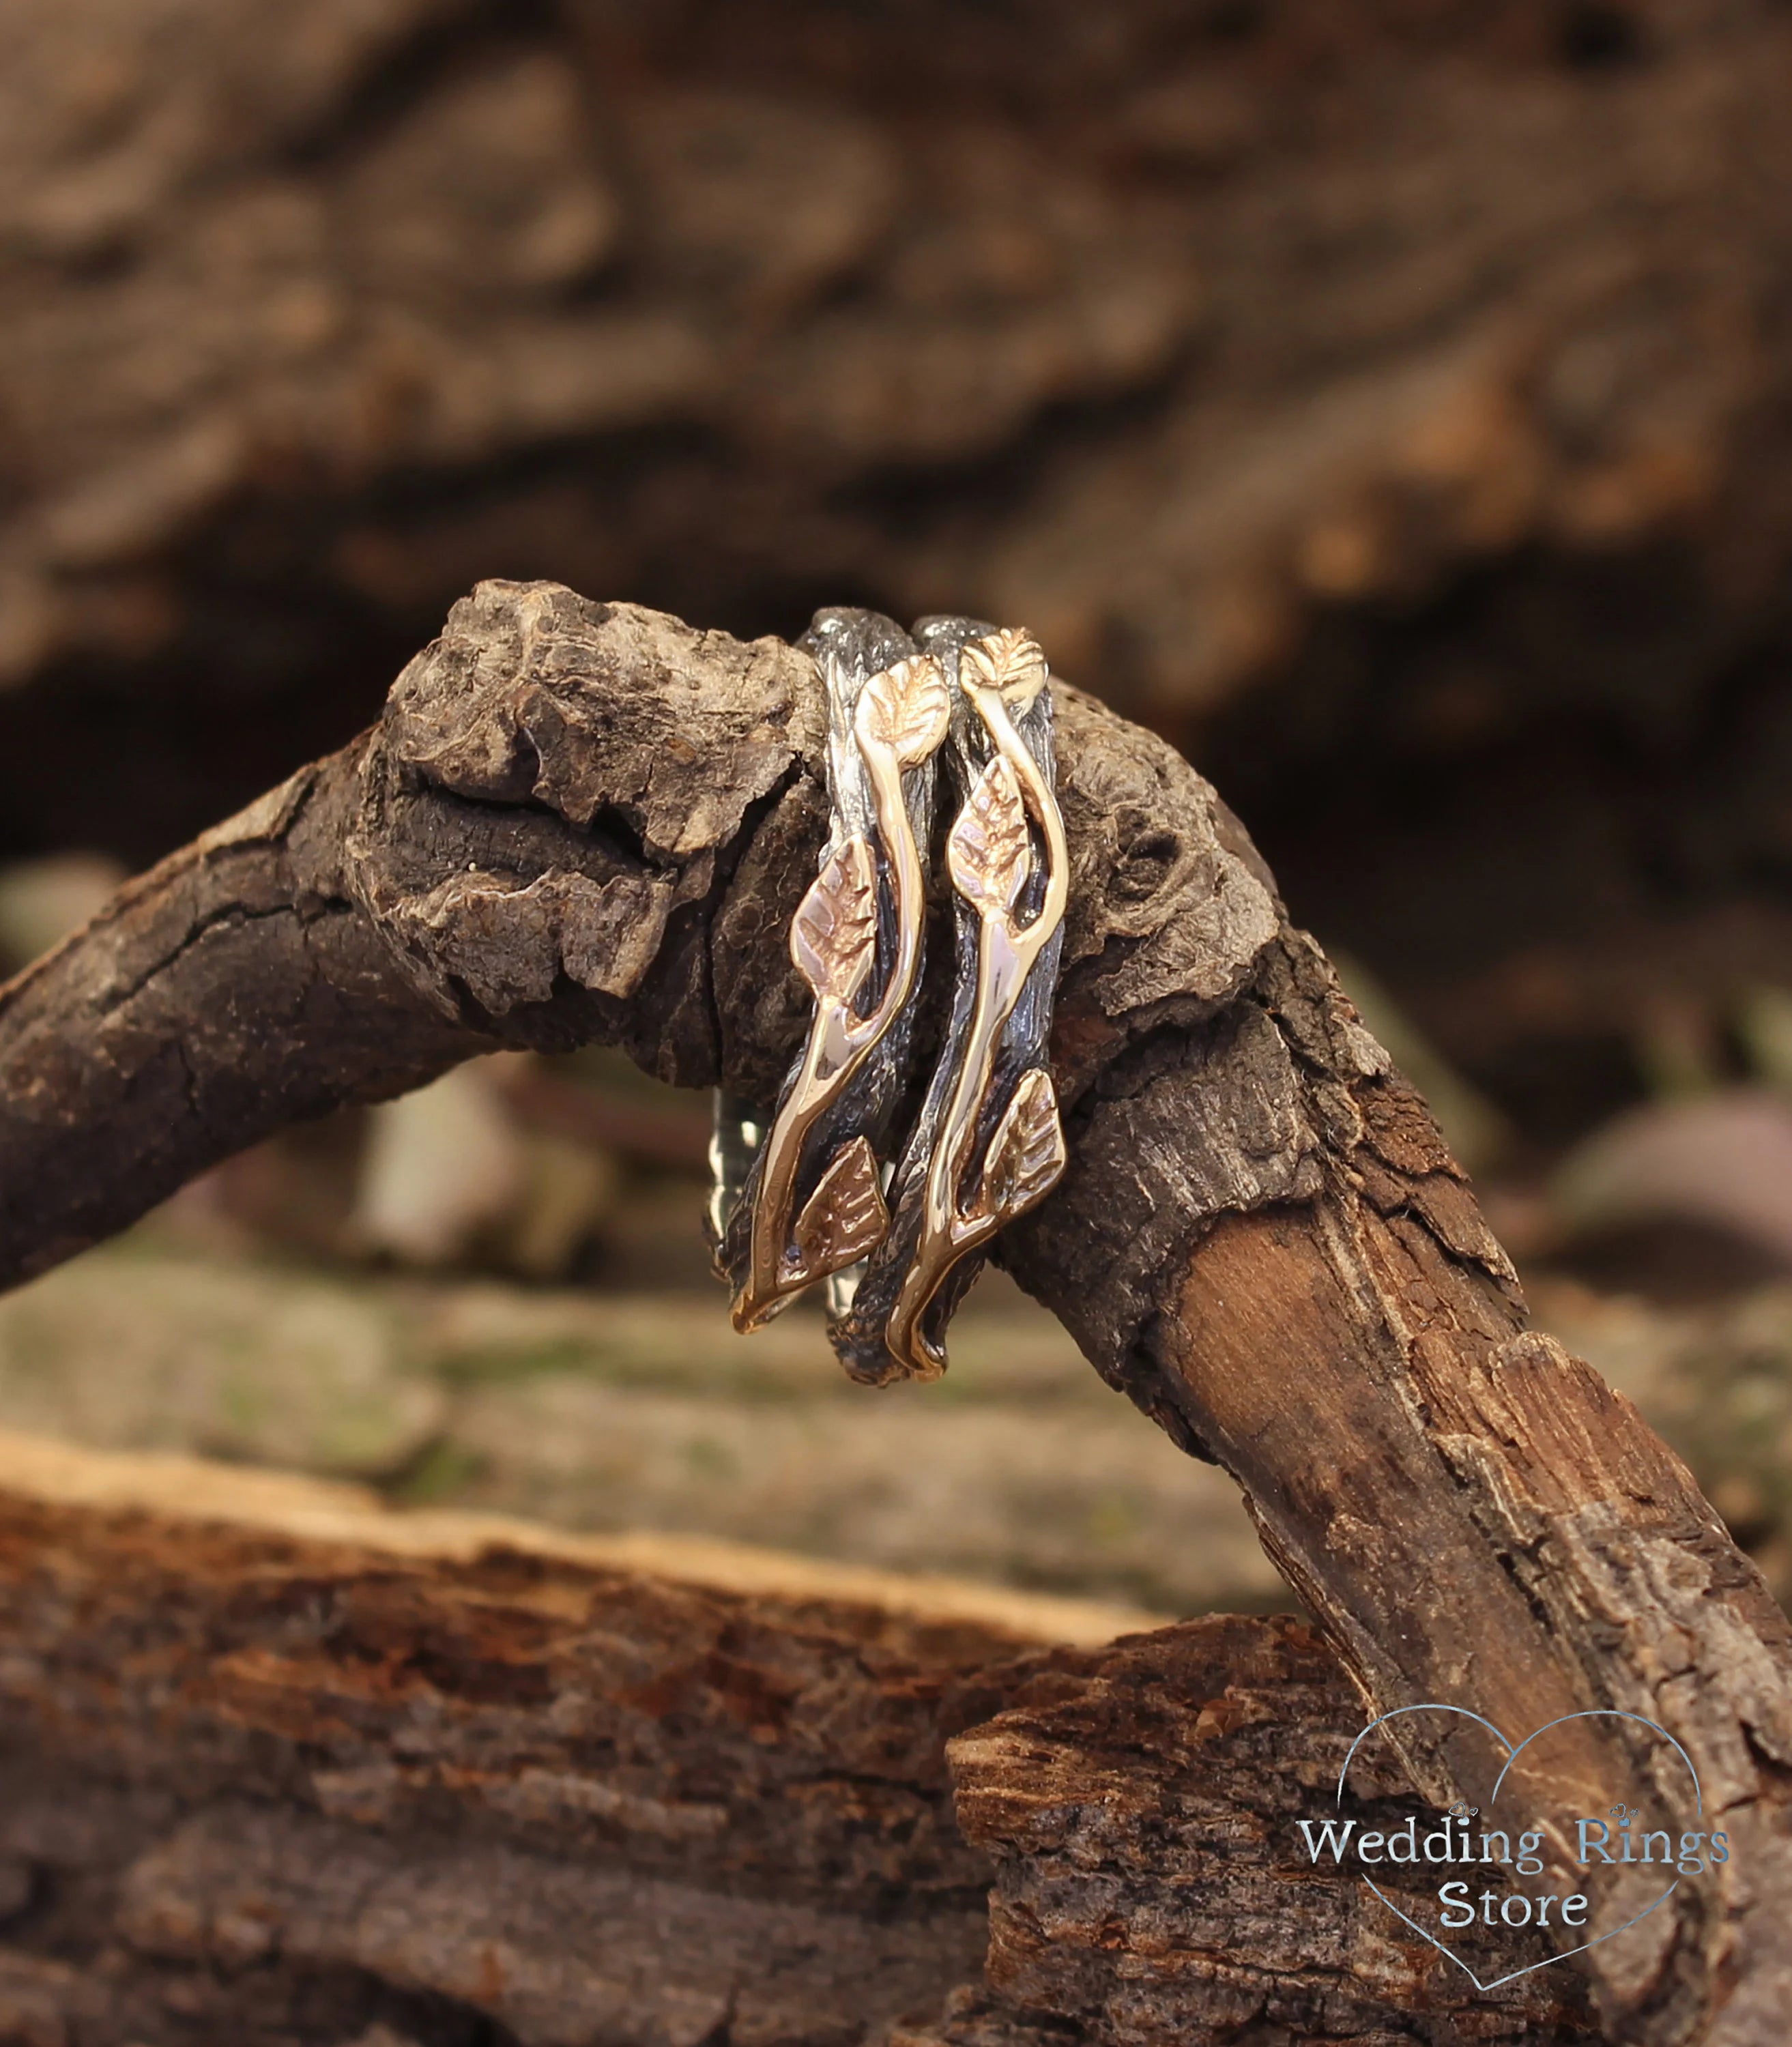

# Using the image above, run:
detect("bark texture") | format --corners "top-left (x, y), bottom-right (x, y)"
top-left (8, 0), bottom-right (1792, 985)
top-left (0, 1432), bottom-right (1596, 2047)
top-left (941, 1617), bottom-right (1604, 2047)
top-left (5, 0), bottom-right (1791, 723)
top-left (0, 582), bottom-right (1789, 2042)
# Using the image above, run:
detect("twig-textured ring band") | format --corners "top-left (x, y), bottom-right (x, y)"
top-left (710, 609), bottom-right (1069, 1382)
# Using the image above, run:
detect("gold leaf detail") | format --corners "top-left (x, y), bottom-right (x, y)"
top-left (855, 655), bottom-right (951, 769)
top-left (787, 1135), bottom-right (889, 1282)
top-left (962, 628), bottom-right (1047, 712)
top-left (981, 1068), bottom-right (1067, 1223)
top-left (790, 836), bottom-right (878, 1003)
top-left (947, 755), bottom-right (1030, 916)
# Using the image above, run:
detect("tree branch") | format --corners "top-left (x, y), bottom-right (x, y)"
top-left (1, 579), bottom-right (1788, 2043)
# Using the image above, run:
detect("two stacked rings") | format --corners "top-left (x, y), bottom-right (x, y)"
top-left (709, 609), bottom-right (1069, 1384)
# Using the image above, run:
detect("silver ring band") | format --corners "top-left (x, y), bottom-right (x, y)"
top-left (712, 610), bottom-right (1068, 1382)
top-left (714, 610), bottom-right (946, 1332)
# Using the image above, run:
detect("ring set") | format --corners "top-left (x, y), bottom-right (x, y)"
top-left (709, 609), bottom-right (1069, 1384)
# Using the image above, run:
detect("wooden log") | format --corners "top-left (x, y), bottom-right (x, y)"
top-left (6, 0), bottom-right (1792, 763)
top-left (940, 1617), bottom-right (1604, 2047)
top-left (0, 1427), bottom-right (1594, 2047)
top-left (0, 582), bottom-right (1788, 2039)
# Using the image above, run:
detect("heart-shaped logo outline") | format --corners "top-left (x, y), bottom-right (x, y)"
top-left (1335, 1704), bottom-right (1703, 1991)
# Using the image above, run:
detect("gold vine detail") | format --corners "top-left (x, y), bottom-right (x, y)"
top-left (885, 628), bottom-right (1069, 1378)
top-left (734, 652), bottom-right (948, 1331)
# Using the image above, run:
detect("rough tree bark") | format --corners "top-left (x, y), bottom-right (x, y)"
top-left (1, 581), bottom-right (1789, 2044)
top-left (0, 1429), bottom-right (1598, 2047)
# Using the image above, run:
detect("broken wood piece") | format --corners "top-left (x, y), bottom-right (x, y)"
top-left (0, 1426), bottom-right (1594, 2047)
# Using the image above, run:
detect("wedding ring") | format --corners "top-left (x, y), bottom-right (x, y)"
top-left (711, 611), bottom-right (1068, 1380)
top-left (828, 619), bottom-right (1068, 1383)
top-left (715, 610), bottom-right (949, 1332)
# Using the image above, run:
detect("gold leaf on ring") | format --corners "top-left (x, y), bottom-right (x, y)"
top-left (790, 835), bottom-right (878, 1003)
top-left (854, 655), bottom-right (951, 769)
top-left (981, 1067), bottom-right (1067, 1224)
top-left (962, 628), bottom-right (1047, 713)
top-left (947, 755), bottom-right (1031, 916)
top-left (787, 1135), bottom-right (890, 1281)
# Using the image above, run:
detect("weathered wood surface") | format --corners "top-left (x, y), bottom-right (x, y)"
top-left (6, 0), bottom-right (1792, 757)
top-left (0, 583), bottom-right (1788, 2040)
top-left (0, 1430), bottom-right (1595, 2047)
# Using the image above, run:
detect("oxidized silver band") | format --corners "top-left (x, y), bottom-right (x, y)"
top-left (714, 610), bottom-right (947, 1331)
top-left (711, 609), bottom-right (1068, 1381)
